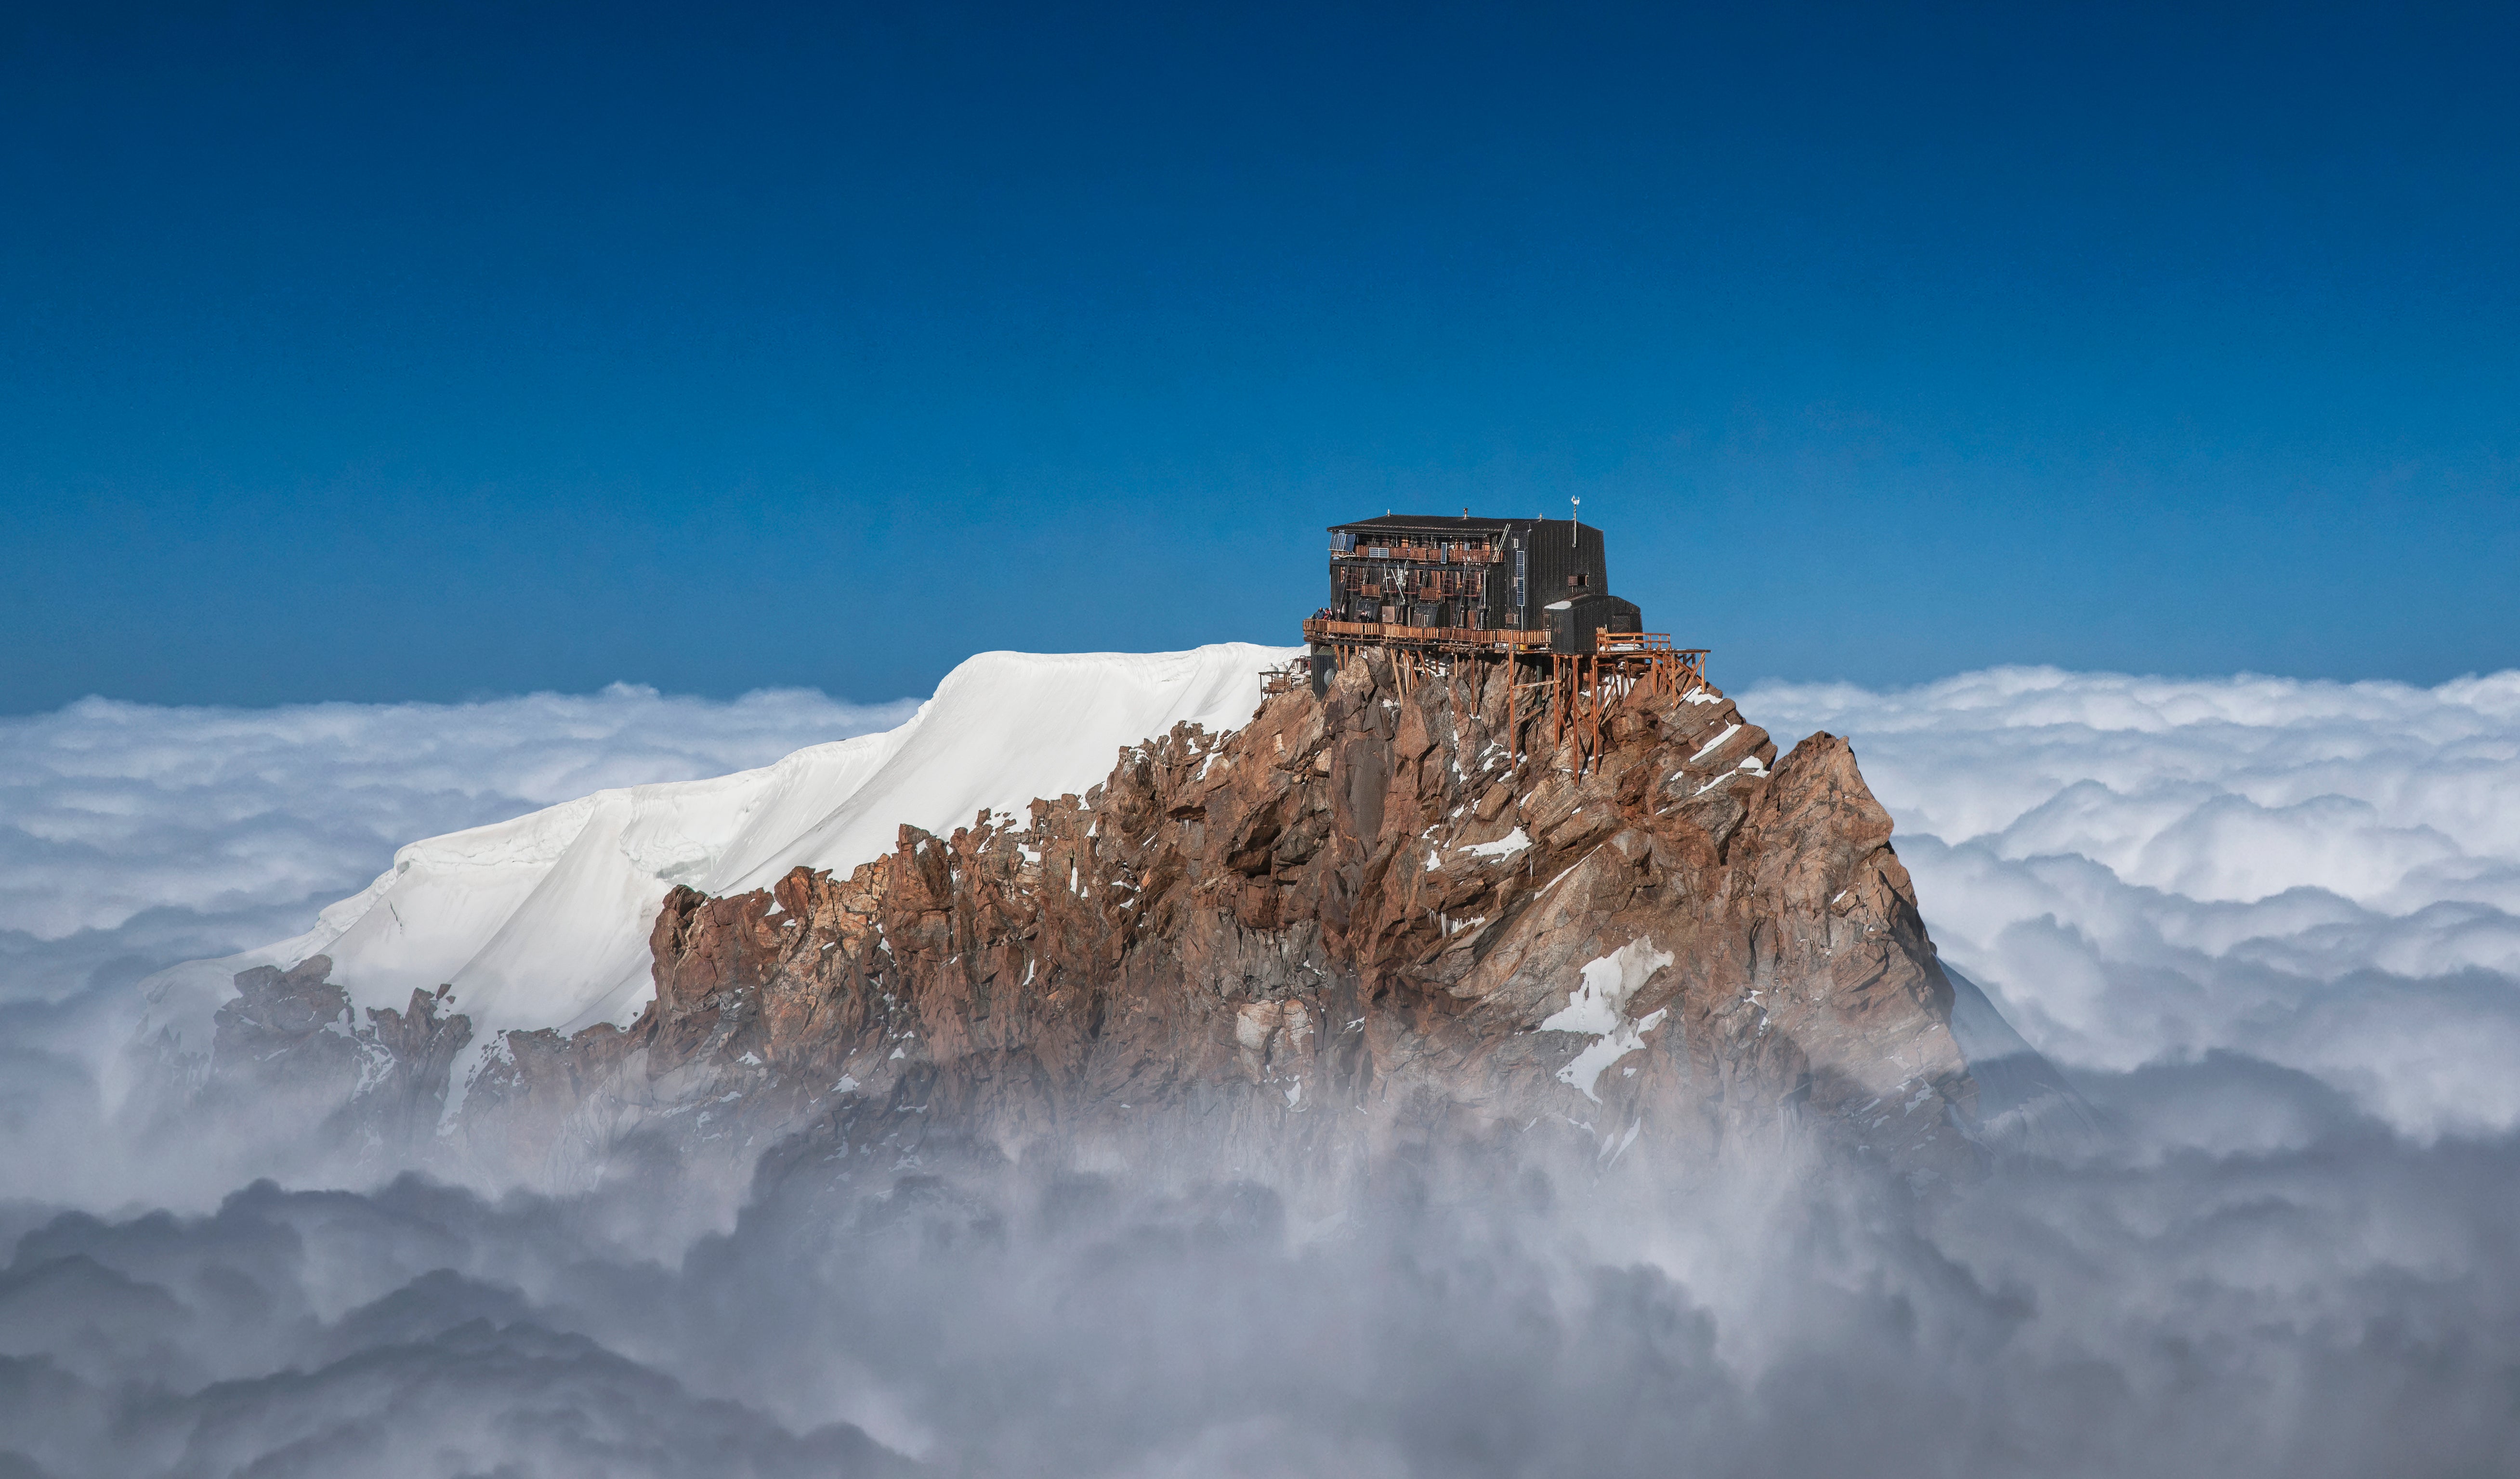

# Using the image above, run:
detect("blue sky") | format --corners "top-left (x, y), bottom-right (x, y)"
top-left (2, 0), bottom-right (2513, 711)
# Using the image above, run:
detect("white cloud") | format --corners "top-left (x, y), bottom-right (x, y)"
top-left (4, 668), bottom-right (2520, 1473)
top-left (13, 663), bottom-right (2518, 1140)
top-left (0, 685), bottom-right (915, 1006)
top-left (1746, 666), bottom-right (2520, 1139)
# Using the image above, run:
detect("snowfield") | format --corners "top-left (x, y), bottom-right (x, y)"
top-left (143, 644), bottom-right (1296, 1042)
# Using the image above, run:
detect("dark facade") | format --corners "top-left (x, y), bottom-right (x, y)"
top-left (1323, 513), bottom-right (1633, 652)
top-left (1540, 591), bottom-right (1643, 656)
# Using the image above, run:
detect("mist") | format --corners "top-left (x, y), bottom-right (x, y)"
top-left (4, 668), bottom-right (2519, 1477)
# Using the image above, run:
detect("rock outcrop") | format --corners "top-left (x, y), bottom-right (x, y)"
top-left (204, 955), bottom-right (474, 1162)
top-left (209, 652), bottom-right (1982, 1198)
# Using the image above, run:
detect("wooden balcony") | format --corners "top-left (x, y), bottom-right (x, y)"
top-left (1334, 574), bottom-right (1485, 599)
top-left (1595, 631), bottom-right (1674, 654)
top-left (1331, 541), bottom-right (1503, 564)
top-left (1302, 616), bottom-right (1550, 653)
top-left (1302, 617), bottom-right (1708, 678)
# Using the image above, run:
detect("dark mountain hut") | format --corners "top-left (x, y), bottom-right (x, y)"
top-left (1298, 512), bottom-right (1706, 759)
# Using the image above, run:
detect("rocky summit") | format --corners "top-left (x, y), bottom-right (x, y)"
top-left (208, 652), bottom-right (1983, 1201)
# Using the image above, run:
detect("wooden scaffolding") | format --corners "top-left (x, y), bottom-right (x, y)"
top-left (1311, 628), bottom-right (1708, 774)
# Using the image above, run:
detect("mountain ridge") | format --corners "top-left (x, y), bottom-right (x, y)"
top-left (138, 645), bottom-right (1295, 1052)
top-left (197, 644), bottom-right (1998, 1199)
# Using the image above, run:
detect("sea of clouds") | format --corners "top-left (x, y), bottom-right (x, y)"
top-left (1746, 666), bottom-right (2520, 1142)
top-left (1, 666), bottom-right (2517, 1477)
top-left (0, 684), bottom-right (914, 1010)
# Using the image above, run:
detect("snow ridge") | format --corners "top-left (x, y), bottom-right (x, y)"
top-left (148, 645), bottom-right (1295, 1042)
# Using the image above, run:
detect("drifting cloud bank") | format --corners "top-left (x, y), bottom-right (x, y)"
top-left (0, 684), bottom-right (914, 1009)
top-left (1748, 666), bottom-right (2520, 1140)
top-left (5, 1113), bottom-right (2517, 1479)
top-left (2, 667), bottom-right (2518, 1476)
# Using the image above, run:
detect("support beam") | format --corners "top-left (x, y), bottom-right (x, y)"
top-left (1505, 662), bottom-right (1516, 760)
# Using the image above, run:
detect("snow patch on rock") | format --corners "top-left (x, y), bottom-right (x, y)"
top-left (1460, 826), bottom-right (1531, 861)
top-left (1541, 938), bottom-right (1675, 1101)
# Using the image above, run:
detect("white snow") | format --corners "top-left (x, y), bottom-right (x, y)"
top-left (1690, 724), bottom-right (1742, 762)
top-left (166, 644), bottom-right (1294, 1040)
top-left (1459, 826), bottom-right (1532, 861)
top-left (1540, 938), bottom-right (1675, 1102)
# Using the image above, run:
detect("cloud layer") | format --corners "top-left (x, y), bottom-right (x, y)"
top-left (6, 1097), bottom-right (2518, 1479)
top-left (1747, 666), bottom-right (2520, 1139)
top-left (3, 667), bottom-right (2520, 1476)
top-left (0, 684), bottom-right (914, 1009)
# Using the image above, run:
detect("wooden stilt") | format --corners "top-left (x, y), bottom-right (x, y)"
top-left (1577, 657), bottom-right (1588, 770)
top-left (1551, 656), bottom-right (1564, 752)
top-left (1508, 662), bottom-right (1519, 760)
top-left (1542, 655), bottom-right (1562, 756)
top-left (1586, 655), bottom-right (1600, 768)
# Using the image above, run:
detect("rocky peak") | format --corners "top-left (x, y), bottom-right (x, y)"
top-left (211, 650), bottom-right (1982, 1197)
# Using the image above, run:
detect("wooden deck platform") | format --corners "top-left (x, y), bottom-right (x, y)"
top-left (1298, 615), bottom-right (1709, 773)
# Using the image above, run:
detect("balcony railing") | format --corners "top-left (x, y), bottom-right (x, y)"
top-left (1301, 617), bottom-right (1710, 672)
top-left (1331, 541), bottom-right (1503, 564)
top-left (1302, 616), bottom-right (1550, 652)
top-left (1595, 631), bottom-right (1673, 654)
top-left (1333, 575), bottom-right (1485, 599)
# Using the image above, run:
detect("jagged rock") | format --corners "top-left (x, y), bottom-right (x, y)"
top-left (208, 954), bottom-right (473, 1164)
top-left (367, 650), bottom-right (1985, 1196)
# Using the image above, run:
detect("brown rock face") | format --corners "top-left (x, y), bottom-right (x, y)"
top-left (206, 955), bottom-right (474, 1165)
top-left (425, 651), bottom-right (1980, 1198)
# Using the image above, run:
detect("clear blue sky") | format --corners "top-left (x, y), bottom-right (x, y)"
top-left (3, 1), bottom-right (2514, 711)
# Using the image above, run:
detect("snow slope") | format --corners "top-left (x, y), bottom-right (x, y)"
top-left (143, 645), bottom-right (1295, 1043)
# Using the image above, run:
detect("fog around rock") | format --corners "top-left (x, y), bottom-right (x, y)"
top-left (3, 668), bottom-right (2517, 1477)
top-left (1748, 665), bottom-right (2520, 1139)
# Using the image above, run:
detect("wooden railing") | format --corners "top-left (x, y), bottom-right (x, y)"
top-left (1302, 617), bottom-right (1549, 652)
top-left (1595, 630), bottom-right (1683, 655)
top-left (1301, 616), bottom-right (1714, 772)
top-left (1334, 572), bottom-right (1485, 599)
top-left (1592, 633), bottom-right (1709, 687)
top-left (1332, 541), bottom-right (1503, 564)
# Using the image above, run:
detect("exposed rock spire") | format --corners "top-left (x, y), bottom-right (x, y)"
top-left (212, 651), bottom-right (1981, 1197)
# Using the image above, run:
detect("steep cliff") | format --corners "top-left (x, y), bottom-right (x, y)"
top-left (221, 648), bottom-right (1978, 1200)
